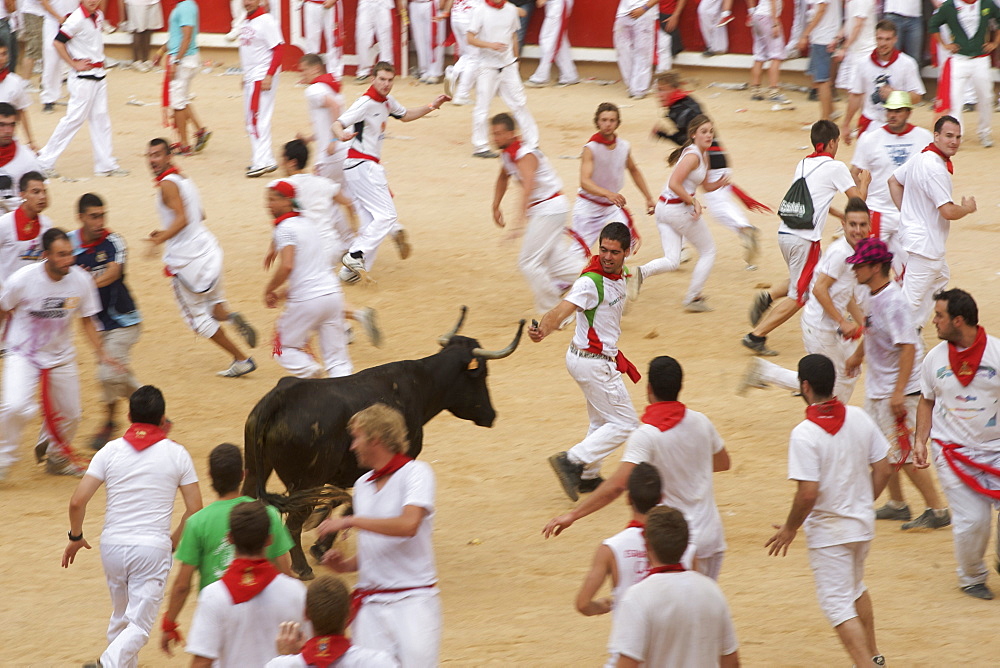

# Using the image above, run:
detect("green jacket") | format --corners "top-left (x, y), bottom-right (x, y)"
top-left (929, 0), bottom-right (1000, 58)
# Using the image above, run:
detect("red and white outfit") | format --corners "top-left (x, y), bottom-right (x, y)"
top-left (500, 140), bottom-right (581, 312)
top-left (37, 6), bottom-right (121, 175)
top-left (287, 172), bottom-right (351, 264)
top-left (848, 49), bottom-right (924, 135)
top-left (355, 0), bottom-right (394, 77)
top-left (352, 459), bottom-right (440, 667)
top-left (638, 145), bottom-right (716, 307)
top-left (697, 0), bottom-right (728, 54)
top-left (571, 134), bottom-right (633, 247)
top-left (0, 67), bottom-right (33, 120)
top-left (850, 121), bottom-right (931, 274)
top-left (304, 74), bottom-right (348, 186)
top-left (0, 263), bottom-right (99, 472)
top-left (0, 207), bottom-right (52, 284)
top-left (410, 0), bottom-right (445, 79)
top-left (601, 523), bottom-right (647, 668)
top-left (788, 401), bottom-right (889, 626)
top-left (302, 0), bottom-right (342, 77)
top-left (614, 0), bottom-right (655, 97)
top-left (921, 332), bottom-right (1000, 588)
top-left (527, 0), bottom-right (578, 85)
top-left (239, 7), bottom-right (284, 171)
top-left (893, 146), bottom-right (954, 328)
top-left (448, 0), bottom-right (481, 102)
top-left (750, 0), bottom-right (784, 63)
top-left (834, 0), bottom-right (876, 89)
top-left (655, 0), bottom-right (678, 72)
top-left (622, 402), bottom-right (728, 578)
top-left (266, 644), bottom-right (396, 667)
top-left (469, 1), bottom-right (539, 154)
top-left (40, 0), bottom-right (75, 108)
top-left (0, 141), bottom-right (43, 215)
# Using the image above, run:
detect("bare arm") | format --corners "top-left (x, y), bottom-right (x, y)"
top-left (871, 457), bottom-right (891, 499)
top-left (400, 95), bottom-right (450, 122)
top-left (320, 505), bottom-right (428, 538)
top-left (720, 651), bottom-right (741, 668)
top-left (273, 551), bottom-right (293, 576)
top-left (160, 562), bottom-right (196, 654)
top-left (625, 152), bottom-right (655, 212)
top-left (492, 167), bottom-right (511, 227)
top-left (62, 475), bottom-right (102, 567)
top-left (150, 181), bottom-right (188, 245)
top-left (542, 462), bottom-right (635, 537)
top-left (797, 2), bottom-right (826, 48)
top-left (191, 656), bottom-right (213, 668)
top-left (80, 316), bottom-right (115, 367)
top-left (514, 152), bottom-right (539, 231)
top-left (913, 396), bottom-right (935, 468)
top-left (766, 480), bottom-right (819, 556)
top-left (616, 656), bottom-right (640, 668)
top-left (264, 245), bottom-right (294, 308)
top-left (939, 197), bottom-right (976, 221)
top-left (92, 261), bottom-right (123, 288)
top-left (841, 94), bottom-right (863, 140)
top-left (575, 544), bottom-right (614, 616)
top-left (889, 343), bottom-right (916, 417)
top-left (17, 110), bottom-right (35, 150)
top-left (53, 40), bottom-right (89, 71)
top-left (713, 447), bottom-right (731, 472)
top-left (888, 175), bottom-right (903, 210)
top-left (529, 299), bottom-right (578, 342)
top-left (172, 482), bottom-right (203, 551)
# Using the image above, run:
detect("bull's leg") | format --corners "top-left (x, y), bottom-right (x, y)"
top-left (285, 506), bottom-right (314, 580)
top-left (310, 503), bottom-right (353, 562)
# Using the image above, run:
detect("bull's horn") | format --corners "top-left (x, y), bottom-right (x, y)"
top-left (437, 305), bottom-right (468, 346)
top-left (472, 319), bottom-right (526, 360)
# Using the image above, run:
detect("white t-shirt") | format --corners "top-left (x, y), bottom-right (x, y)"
top-left (851, 123), bottom-right (932, 216)
top-left (622, 411), bottom-right (727, 557)
top-left (285, 172), bottom-right (346, 262)
top-left (603, 525), bottom-right (648, 612)
top-left (956, 0), bottom-right (983, 41)
top-left (752, 0), bottom-right (782, 18)
top-left (800, 237), bottom-right (865, 332)
top-left (238, 11), bottom-right (283, 82)
top-left (609, 571), bottom-right (739, 666)
top-left (894, 149), bottom-right (953, 259)
top-left (0, 142), bottom-right (43, 214)
top-left (273, 214), bottom-right (339, 301)
top-left (661, 145), bottom-right (706, 200)
top-left (467, 2), bottom-right (518, 68)
top-left (807, 0), bottom-right (842, 45)
top-left (848, 51), bottom-right (925, 125)
top-left (58, 7), bottom-right (108, 75)
top-left (862, 281), bottom-right (922, 398)
top-left (156, 172), bottom-right (223, 287)
top-left (787, 406), bottom-right (889, 548)
top-left (86, 435), bottom-right (199, 551)
top-left (186, 574), bottom-right (309, 668)
top-left (0, 210), bottom-right (52, 283)
top-left (883, 0), bottom-right (920, 17)
top-left (338, 93), bottom-right (407, 165)
top-left (921, 337), bottom-right (1000, 451)
top-left (304, 81), bottom-right (347, 167)
top-left (0, 262), bottom-right (100, 369)
top-left (265, 646), bottom-right (398, 667)
top-left (501, 142), bottom-right (563, 208)
top-left (565, 272), bottom-right (626, 357)
top-left (778, 156), bottom-right (855, 242)
top-left (843, 0), bottom-right (876, 55)
top-left (581, 137), bottom-right (630, 203)
top-left (0, 72), bottom-right (32, 111)
top-left (451, 0), bottom-right (480, 18)
top-left (354, 460), bottom-right (437, 592)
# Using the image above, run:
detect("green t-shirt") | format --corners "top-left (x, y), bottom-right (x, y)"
top-left (174, 496), bottom-right (295, 589)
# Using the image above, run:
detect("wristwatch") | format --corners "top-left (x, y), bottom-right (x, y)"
top-left (68, 530), bottom-right (83, 541)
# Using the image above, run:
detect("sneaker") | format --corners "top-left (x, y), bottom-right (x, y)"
top-left (684, 297), bottom-right (713, 312)
top-left (339, 266), bottom-right (360, 284)
top-left (246, 164), bottom-right (277, 178)
top-left (626, 267), bottom-right (643, 302)
top-left (472, 150), bottom-right (499, 159)
top-left (557, 79), bottom-right (581, 87)
top-left (736, 358), bottom-right (769, 395)
top-left (739, 227), bottom-right (760, 266)
top-left (43, 102), bottom-right (55, 113)
top-left (578, 476), bottom-right (604, 494)
top-left (46, 454), bottom-right (86, 477)
top-left (173, 144), bottom-right (193, 157)
top-left (808, 88), bottom-right (818, 102)
top-left (443, 65), bottom-right (456, 98)
top-left (89, 423), bottom-right (116, 451)
top-left (354, 307), bottom-right (382, 347)
top-left (961, 583), bottom-right (994, 600)
top-left (548, 452), bottom-right (583, 502)
top-left (875, 502), bottom-right (911, 521)
top-left (451, 96), bottom-right (472, 106)
top-left (424, 76), bottom-right (442, 85)
top-left (392, 228), bottom-right (412, 259)
top-left (230, 312), bottom-right (257, 348)
top-left (354, 74), bottom-right (371, 84)
top-left (194, 129), bottom-right (213, 153)
top-left (83, 661), bottom-right (104, 668)
top-left (342, 252), bottom-right (370, 283)
top-left (217, 357), bottom-right (257, 378)
top-left (748, 290), bottom-right (772, 326)
top-left (524, 79), bottom-right (548, 88)
top-left (901, 508), bottom-right (951, 531)
top-left (981, 135), bottom-right (994, 148)
top-left (702, 50), bottom-right (719, 57)
top-left (872, 655), bottom-right (886, 666)
top-left (769, 88), bottom-right (791, 104)
top-left (98, 167), bottom-right (130, 177)
top-left (742, 333), bottom-right (779, 356)
top-left (750, 86), bottom-right (765, 101)
top-left (962, 102), bottom-right (976, 113)
top-left (34, 439), bottom-right (50, 463)
top-left (717, 10), bottom-right (733, 26)
top-left (132, 60), bottom-right (151, 73)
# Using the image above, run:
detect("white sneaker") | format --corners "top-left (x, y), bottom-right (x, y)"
top-left (736, 358), bottom-right (769, 395)
top-left (132, 60), bottom-right (151, 73)
top-left (98, 167), bottom-right (130, 177)
top-left (217, 357), bottom-right (257, 378)
top-left (443, 65), bottom-right (456, 98)
top-left (341, 252), bottom-right (372, 284)
top-left (451, 96), bottom-right (472, 106)
top-left (981, 134), bottom-right (994, 148)
top-left (524, 79), bottom-right (548, 88)
top-left (339, 266), bottom-right (360, 284)
top-left (354, 307), bottom-right (382, 347)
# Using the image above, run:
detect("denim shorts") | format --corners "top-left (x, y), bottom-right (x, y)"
top-left (808, 43), bottom-right (832, 83)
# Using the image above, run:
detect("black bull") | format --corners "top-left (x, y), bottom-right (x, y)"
top-left (242, 309), bottom-right (524, 579)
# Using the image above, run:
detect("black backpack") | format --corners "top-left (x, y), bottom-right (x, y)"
top-left (778, 159), bottom-right (831, 230)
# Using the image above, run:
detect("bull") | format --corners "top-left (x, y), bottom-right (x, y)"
top-left (243, 307), bottom-right (524, 579)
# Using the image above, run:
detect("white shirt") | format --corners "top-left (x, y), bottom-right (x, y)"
top-left (156, 172), bottom-right (222, 282)
top-left (0, 262), bottom-right (100, 369)
top-left (272, 213), bottom-right (339, 301)
top-left (354, 460), bottom-right (437, 592)
top-left (85, 435), bottom-right (199, 551)
top-left (851, 123), bottom-right (931, 215)
top-left (807, 0), bottom-right (841, 45)
top-left (0, 142), bottom-right (43, 214)
top-left (617, 0), bottom-right (650, 16)
top-left (580, 137), bottom-right (630, 203)
top-left (58, 7), bottom-right (108, 76)
top-left (862, 281), bottom-right (922, 399)
top-left (186, 574), bottom-right (308, 667)
top-left (285, 172), bottom-right (346, 262)
top-left (603, 525), bottom-right (648, 612)
top-left (752, 0), bottom-right (782, 18)
top-left (0, 210), bottom-right (52, 282)
top-left (787, 406), bottom-right (889, 548)
top-left (238, 10), bottom-right (283, 82)
top-left (622, 412), bottom-right (727, 557)
top-left (610, 571), bottom-right (739, 667)
top-left (467, 2), bottom-right (519, 68)
top-left (304, 81), bottom-right (347, 167)
top-left (565, 271), bottom-right (626, 357)
top-left (921, 336), bottom-right (1000, 451)
top-left (883, 0), bottom-right (920, 16)
top-left (801, 237), bottom-right (864, 332)
top-left (956, 0), bottom-right (982, 41)
top-left (894, 149), bottom-right (953, 259)
top-left (849, 51), bottom-right (925, 125)
top-left (778, 156), bottom-right (855, 242)
top-left (661, 145), bottom-right (706, 200)
top-left (338, 93), bottom-right (407, 165)
top-left (501, 142), bottom-right (564, 209)
top-left (266, 647), bottom-right (398, 667)
top-left (0, 72), bottom-right (31, 111)
top-left (844, 0), bottom-right (876, 54)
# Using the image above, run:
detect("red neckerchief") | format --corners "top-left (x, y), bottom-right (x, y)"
top-left (364, 85), bottom-right (388, 103)
top-left (805, 399), bottom-right (847, 435)
top-left (883, 123), bottom-right (916, 136)
top-left (122, 422), bottom-right (167, 452)
top-left (641, 401), bottom-right (687, 431)
top-left (273, 211), bottom-right (299, 227)
top-left (503, 138), bottom-right (522, 161)
top-left (485, 0), bottom-right (506, 8)
top-left (922, 143), bottom-right (953, 174)
top-left (13, 206), bottom-right (40, 242)
top-left (222, 558), bottom-right (280, 604)
top-left (949, 326), bottom-right (988, 387)
top-left (663, 89), bottom-right (689, 107)
top-left (647, 563), bottom-right (686, 575)
top-left (588, 132), bottom-right (616, 146)
top-left (300, 635), bottom-right (351, 668)
top-left (0, 68), bottom-right (9, 83)
top-left (367, 453), bottom-right (413, 482)
top-left (580, 254), bottom-right (624, 281)
top-left (246, 6), bottom-right (267, 20)
top-left (870, 49), bottom-right (900, 67)
top-left (626, 520), bottom-right (645, 529)
top-left (79, 229), bottom-right (110, 253)
top-left (0, 139), bottom-right (16, 167)
top-left (312, 72), bottom-right (341, 94)
top-left (154, 166), bottom-right (181, 183)
top-left (805, 148), bottom-right (833, 159)
top-left (79, 4), bottom-right (98, 25)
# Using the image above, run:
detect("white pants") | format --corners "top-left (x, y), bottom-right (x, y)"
top-left (518, 198), bottom-right (582, 312)
top-left (528, 0), bottom-right (578, 84)
top-left (471, 61), bottom-right (539, 153)
top-left (871, 209), bottom-right (907, 277)
top-left (808, 541), bottom-right (870, 627)
top-left (655, 19), bottom-right (673, 73)
top-left (693, 550), bottom-right (724, 581)
top-left (0, 355), bottom-right (80, 469)
top-left (275, 294), bottom-right (352, 378)
top-left (409, 1), bottom-right (444, 78)
top-left (450, 15), bottom-right (478, 100)
top-left (948, 55), bottom-right (993, 141)
top-left (167, 55), bottom-right (199, 110)
top-left (38, 75), bottom-right (118, 173)
top-left (40, 15), bottom-right (68, 105)
top-left (303, 1), bottom-right (335, 56)
top-left (356, 0), bottom-right (394, 77)
top-left (571, 197), bottom-right (627, 248)
top-left (99, 325), bottom-right (142, 405)
top-left (316, 151), bottom-right (347, 188)
top-left (100, 544), bottom-right (172, 668)
top-left (703, 177), bottom-right (752, 233)
top-left (565, 351), bottom-right (639, 479)
top-left (170, 265), bottom-right (226, 338)
top-left (614, 13), bottom-right (655, 97)
top-left (756, 325), bottom-right (858, 403)
top-left (343, 159), bottom-right (401, 267)
top-left (784, 0), bottom-right (808, 57)
top-left (243, 79), bottom-right (277, 170)
top-left (901, 253), bottom-right (948, 330)
top-left (641, 201), bottom-right (716, 305)
top-left (354, 591), bottom-right (441, 668)
top-left (697, 0), bottom-right (728, 53)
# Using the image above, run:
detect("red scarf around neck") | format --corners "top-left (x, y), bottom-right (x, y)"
top-left (246, 6), bottom-right (267, 20)
top-left (805, 149), bottom-right (833, 159)
top-left (0, 68), bottom-right (8, 83)
top-left (805, 399), bottom-right (847, 435)
top-left (122, 422), bottom-right (167, 452)
top-left (870, 49), bottom-right (900, 67)
top-left (0, 139), bottom-right (17, 168)
top-left (485, 0), bottom-right (506, 8)
top-left (367, 453), bottom-right (413, 482)
top-left (300, 634), bottom-right (351, 668)
top-left (222, 558), bottom-right (280, 604)
top-left (364, 85), bottom-right (388, 103)
top-left (884, 123), bottom-right (916, 136)
top-left (581, 254), bottom-right (624, 281)
top-left (922, 143), bottom-right (953, 174)
top-left (641, 401), bottom-right (687, 431)
top-left (312, 72), bottom-right (341, 94)
top-left (154, 166), bottom-right (181, 183)
top-left (588, 132), bottom-right (616, 146)
top-left (647, 563), bottom-right (686, 575)
top-left (79, 229), bottom-right (111, 253)
top-left (13, 206), bottom-right (40, 242)
top-left (503, 138), bottom-right (522, 161)
top-left (662, 89), bottom-right (689, 108)
top-left (273, 211), bottom-right (299, 227)
top-left (626, 519), bottom-right (645, 530)
top-left (949, 326), bottom-right (987, 387)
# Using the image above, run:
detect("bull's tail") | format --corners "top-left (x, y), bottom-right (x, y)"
top-left (259, 485), bottom-right (352, 518)
top-left (243, 389), bottom-right (283, 499)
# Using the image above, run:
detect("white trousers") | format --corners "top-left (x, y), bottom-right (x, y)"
top-left (170, 267), bottom-right (226, 338)
top-left (518, 199), bottom-right (582, 312)
top-left (471, 61), bottom-right (539, 153)
top-left (756, 324), bottom-right (858, 403)
top-left (450, 15), bottom-right (478, 100)
top-left (0, 355), bottom-right (80, 469)
top-left (303, 2), bottom-right (336, 60)
top-left (872, 209), bottom-right (907, 278)
top-left (784, 0), bottom-right (808, 57)
top-left (100, 544), bottom-right (172, 668)
top-left (528, 0), bottom-right (578, 84)
top-left (901, 253), bottom-right (948, 330)
top-left (571, 197), bottom-right (627, 248)
top-left (641, 201), bottom-right (716, 305)
top-left (614, 13), bottom-right (655, 97)
top-left (354, 591), bottom-right (441, 668)
top-left (275, 293), bottom-right (352, 378)
top-left (565, 351), bottom-right (639, 478)
top-left (409, 1), bottom-right (444, 78)
top-left (38, 75), bottom-right (118, 173)
top-left (655, 20), bottom-right (673, 73)
top-left (703, 178), bottom-right (752, 233)
top-left (243, 79), bottom-right (277, 170)
top-left (41, 16), bottom-right (68, 105)
top-left (948, 55), bottom-right (993, 140)
top-left (698, 0), bottom-right (728, 53)
top-left (343, 160), bottom-right (400, 267)
top-left (356, 1), bottom-right (394, 77)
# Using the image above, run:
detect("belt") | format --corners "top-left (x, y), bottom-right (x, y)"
top-left (77, 74), bottom-right (106, 81)
top-left (658, 195), bottom-right (689, 205)
top-left (569, 344), bottom-right (613, 362)
top-left (578, 191), bottom-right (613, 207)
top-left (529, 191), bottom-right (562, 208)
top-left (347, 148), bottom-right (380, 163)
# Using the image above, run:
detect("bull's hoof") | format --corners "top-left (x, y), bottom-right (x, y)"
top-left (295, 568), bottom-right (315, 581)
top-left (310, 543), bottom-right (327, 563)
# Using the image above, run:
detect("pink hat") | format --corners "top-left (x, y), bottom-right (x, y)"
top-left (846, 237), bottom-right (893, 265)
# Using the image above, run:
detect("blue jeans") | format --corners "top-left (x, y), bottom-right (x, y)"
top-left (883, 13), bottom-right (923, 64)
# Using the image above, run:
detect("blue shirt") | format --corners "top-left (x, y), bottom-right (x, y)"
top-left (69, 229), bottom-right (141, 331)
top-left (167, 0), bottom-right (199, 58)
